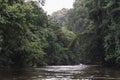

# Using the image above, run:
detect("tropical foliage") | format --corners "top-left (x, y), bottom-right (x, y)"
top-left (0, 0), bottom-right (119, 67)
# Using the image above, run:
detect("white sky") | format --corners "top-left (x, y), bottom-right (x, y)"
top-left (42, 0), bottom-right (75, 15)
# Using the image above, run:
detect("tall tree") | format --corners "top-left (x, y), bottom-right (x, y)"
top-left (67, 0), bottom-right (90, 33)
top-left (83, 0), bottom-right (120, 65)
top-left (0, 0), bottom-right (47, 67)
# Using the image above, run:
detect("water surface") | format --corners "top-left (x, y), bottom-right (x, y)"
top-left (0, 65), bottom-right (120, 80)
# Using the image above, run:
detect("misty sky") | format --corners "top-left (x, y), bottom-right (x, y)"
top-left (42, 0), bottom-right (75, 14)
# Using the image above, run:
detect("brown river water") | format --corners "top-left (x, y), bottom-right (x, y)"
top-left (0, 65), bottom-right (120, 80)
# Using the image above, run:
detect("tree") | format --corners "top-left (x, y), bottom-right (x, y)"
top-left (83, 0), bottom-right (120, 66)
top-left (0, 0), bottom-right (47, 67)
top-left (66, 0), bottom-right (90, 33)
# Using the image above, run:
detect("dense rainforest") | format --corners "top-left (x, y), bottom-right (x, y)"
top-left (0, 0), bottom-right (119, 67)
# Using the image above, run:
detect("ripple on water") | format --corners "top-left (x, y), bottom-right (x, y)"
top-left (1, 65), bottom-right (120, 80)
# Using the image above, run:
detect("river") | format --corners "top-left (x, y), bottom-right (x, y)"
top-left (0, 65), bottom-right (120, 80)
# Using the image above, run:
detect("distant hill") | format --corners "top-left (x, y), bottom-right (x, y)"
top-left (51, 8), bottom-right (69, 27)
top-left (51, 4), bottom-right (90, 33)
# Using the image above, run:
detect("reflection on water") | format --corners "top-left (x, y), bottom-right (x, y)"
top-left (0, 65), bottom-right (120, 80)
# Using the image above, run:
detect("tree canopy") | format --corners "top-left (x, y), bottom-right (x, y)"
top-left (0, 0), bottom-right (119, 67)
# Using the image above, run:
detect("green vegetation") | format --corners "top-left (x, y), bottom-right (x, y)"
top-left (0, 0), bottom-right (76, 67)
top-left (0, 0), bottom-right (119, 67)
top-left (69, 0), bottom-right (120, 66)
